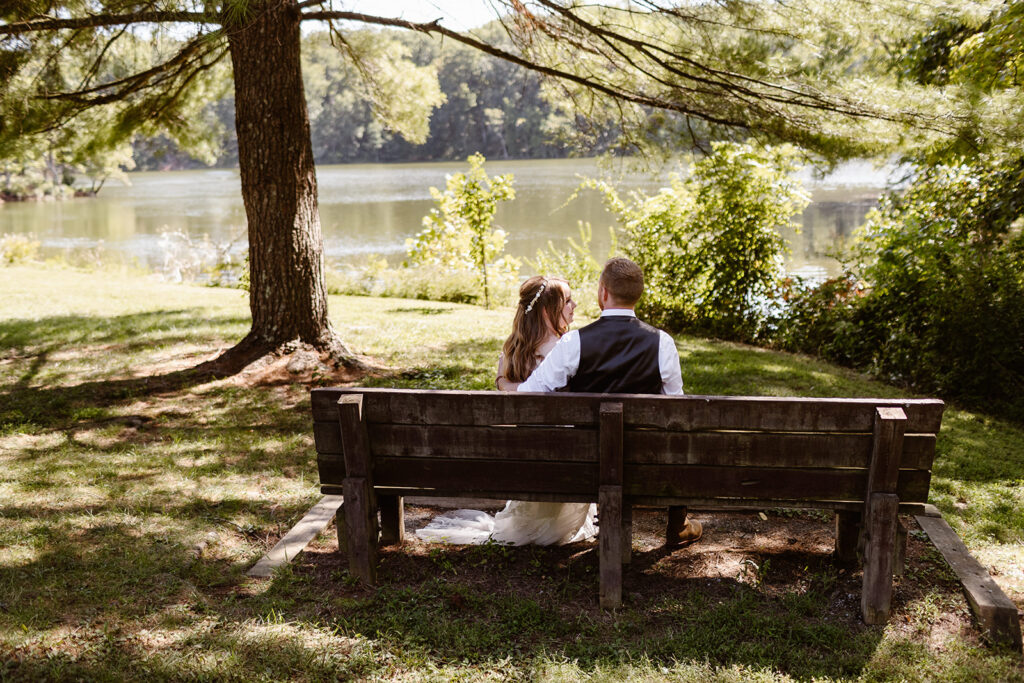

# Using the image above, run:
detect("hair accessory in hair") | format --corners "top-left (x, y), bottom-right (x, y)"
top-left (524, 278), bottom-right (548, 314)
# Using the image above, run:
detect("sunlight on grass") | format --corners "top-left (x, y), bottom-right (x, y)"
top-left (1, 265), bottom-right (1022, 681)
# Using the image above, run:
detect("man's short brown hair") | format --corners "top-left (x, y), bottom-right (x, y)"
top-left (600, 257), bottom-right (644, 306)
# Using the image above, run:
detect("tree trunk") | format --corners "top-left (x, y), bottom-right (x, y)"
top-left (226, 0), bottom-right (346, 356)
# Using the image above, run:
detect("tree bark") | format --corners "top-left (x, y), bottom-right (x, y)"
top-left (226, 0), bottom-right (346, 356)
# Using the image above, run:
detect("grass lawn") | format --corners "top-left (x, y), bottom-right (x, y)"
top-left (1, 264), bottom-right (1022, 681)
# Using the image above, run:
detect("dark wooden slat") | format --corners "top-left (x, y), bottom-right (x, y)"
top-left (317, 458), bottom-right (932, 503)
top-left (622, 465), bottom-right (931, 502)
top-left (862, 492), bottom-right (898, 624)
top-left (318, 486), bottom-right (932, 515)
top-left (600, 402), bottom-right (624, 486)
top-left (311, 388), bottom-right (945, 433)
top-left (368, 424), bottom-right (597, 461)
top-left (599, 484), bottom-right (623, 609)
top-left (625, 431), bottom-right (936, 470)
top-left (342, 457), bottom-right (599, 495)
top-left (314, 421), bottom-right (936, 471)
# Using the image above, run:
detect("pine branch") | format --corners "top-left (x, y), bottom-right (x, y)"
top-left (301, 9), bottom-right (749, 129)
top-left (0, 11), bottom-right (212, 35)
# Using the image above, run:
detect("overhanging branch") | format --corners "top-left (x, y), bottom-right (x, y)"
top-left (301, 9), bottom-right (749, 129)
top-left (0, 11), bottom-right (213, 35)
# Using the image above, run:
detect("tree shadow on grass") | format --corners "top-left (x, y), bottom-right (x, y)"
top-left (0, 310), bottom-right (277, 429)
top-left (293, 538), bottom-right (897, 680)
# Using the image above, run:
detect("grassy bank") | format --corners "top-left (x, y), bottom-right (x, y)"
top-left (1, 264), bottom-right (1022, 681)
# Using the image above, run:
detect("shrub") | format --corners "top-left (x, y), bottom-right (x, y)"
top-left (0, 233), bottom-right (41, 265)
top-left (405, 153), bottom-right (518, 308)
top-left (847, 162), bottom-right (1024, 415)
top-left (526, 221), bottom-right (616, 318)
top-left (584, 142), bottom-right (809, 341)
top-left (326, 258), bottom-right (519, 306)
top-left (775, 161), bottom-right (1024, 420)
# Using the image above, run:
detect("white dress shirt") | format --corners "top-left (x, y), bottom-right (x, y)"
top-left (518, 309), bottom-right (684, 394)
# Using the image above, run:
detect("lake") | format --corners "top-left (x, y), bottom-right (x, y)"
top-left (0, 157), bottom-right (894, 279)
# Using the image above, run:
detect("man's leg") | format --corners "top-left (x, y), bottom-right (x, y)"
top-left (666, 505), bottom-right (702, 548)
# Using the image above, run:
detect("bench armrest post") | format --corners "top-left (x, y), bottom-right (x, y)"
top-left (599, 402), bottom-right (624, 608)
top-left (338, 395), bottom-right (378, 584)
top-left (860, 407), bottom-right (907, 624)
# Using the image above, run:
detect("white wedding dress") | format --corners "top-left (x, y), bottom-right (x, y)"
top-left (416, 500), bottom-right (598, 546)
top-left (416, 341), bottom-right (599, 546)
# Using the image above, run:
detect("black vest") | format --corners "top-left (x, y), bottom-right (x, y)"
top-left (566, 315), bottom-right (662, 394)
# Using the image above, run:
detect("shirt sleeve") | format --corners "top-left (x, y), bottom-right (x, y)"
top-left (517, 331), bottom-right (581, 392)
top-left (659, 330), bottom-right (684, 395)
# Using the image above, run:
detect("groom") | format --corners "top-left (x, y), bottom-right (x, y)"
top-left (518, 256), bottom-right (702, 546)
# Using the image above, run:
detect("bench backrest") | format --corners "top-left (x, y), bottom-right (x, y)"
top-left (312, 388), bottom-right (944, 510)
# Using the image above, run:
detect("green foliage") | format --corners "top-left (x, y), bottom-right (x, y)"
top-left (405, 153), bottom-right (518, 308)
top-left (0, 233), bottom-right (41, 264)
top-left (776, 161), bottom-right (1024, 420)
top-left (526, 221), bottom-right (616, 318)
top-left (587, 142), bottom-right (809, 341)
top-left (324, 257), bottom-right (518, 306)
top-left (1, 27), bottom-right (227, 187)
top-left (770, 274), bottom-right (867, 362)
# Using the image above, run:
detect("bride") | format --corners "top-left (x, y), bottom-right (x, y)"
top-left (415, 275), bottom-right (598, 546)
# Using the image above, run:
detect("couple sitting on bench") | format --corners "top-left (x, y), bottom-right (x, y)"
top-left (416, 257), bottom-right (702, 548)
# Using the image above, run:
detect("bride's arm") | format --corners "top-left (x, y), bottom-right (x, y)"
top-left (496, 354), bottom-right (521, 392)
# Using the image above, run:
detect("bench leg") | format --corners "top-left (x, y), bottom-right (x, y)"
top-left (343, 477), bottom-right (378, 585)
top-left (622, 502), bottom-right (633, 566)
top-left (379, 495), bottom-right (405, 546)
top-left (599, 485), bottom-right (623, 609)
top-left (336, 504), bottom-right (347, 556)
top-left (893, 520), bottom-right (908, 578)
top-left (862, 492), bottom-right (899, 624)
top-left (834, 510), bottom-right (861, 565)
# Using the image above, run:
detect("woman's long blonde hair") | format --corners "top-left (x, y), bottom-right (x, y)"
top-left (501, 275), bottom-right (570, 383)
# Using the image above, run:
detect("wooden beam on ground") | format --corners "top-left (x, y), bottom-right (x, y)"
top-left (247, 495), bottom-right (344, 578)
top-left (915, 513), bottom-right (1023, 651)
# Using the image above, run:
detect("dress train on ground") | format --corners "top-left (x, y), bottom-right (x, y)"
top-left (415, 501), bottom-right (598, 546)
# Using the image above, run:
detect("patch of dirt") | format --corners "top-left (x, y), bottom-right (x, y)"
top-left (297, 507), bottom-right (985, 649)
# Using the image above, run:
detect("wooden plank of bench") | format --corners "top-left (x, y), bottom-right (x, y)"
top-left (247, 495), bottom-right (344, 578)
top-left (621, 464), bottom-right (930, 502)
top-left (916, 514), bottom-right (1023, 650)
top-left (326, 457), bottom-right (599, 495)
top-left (314, 422), bottom-right (937, 471)
top-left (312, 389), bottom-right (945, 433)
top-left (625, 431), bottom-right (935, 470)
top-left (320, 487), bottom-right (933, 516)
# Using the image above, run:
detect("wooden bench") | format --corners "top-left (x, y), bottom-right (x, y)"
top-left (312, 387), bottom-right (945, 623)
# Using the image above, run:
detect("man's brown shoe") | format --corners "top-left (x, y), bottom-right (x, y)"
top-left (669, 519), bottom-right (703, 548)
